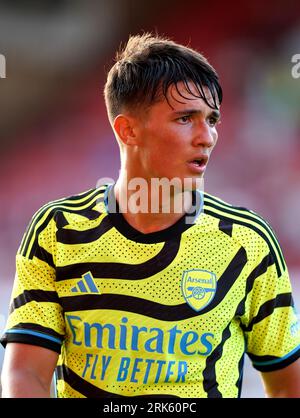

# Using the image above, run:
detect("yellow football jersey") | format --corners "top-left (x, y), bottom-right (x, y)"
top-left (2, 184), bottom-right (300, 398)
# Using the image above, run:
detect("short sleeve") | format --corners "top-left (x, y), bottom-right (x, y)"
top-left (1, 211), bottom-right (65, 353)
top-left (242, 253), bottom-right (300, 372)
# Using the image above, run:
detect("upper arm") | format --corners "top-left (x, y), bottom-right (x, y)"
top-left (261, 358), bottom-right (300, 398)
top-left (1, 342), bottom-right (59, 396)
top-left (1, 209), bottom-right (65, 354)
top-left (239, 228), bottom-right (300, 390)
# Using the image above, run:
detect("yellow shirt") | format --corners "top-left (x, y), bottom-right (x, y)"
top-left (2, 184), bottom-right (300, 398)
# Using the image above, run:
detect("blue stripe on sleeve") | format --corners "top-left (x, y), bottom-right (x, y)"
top-left (252, 344), bottom-right (300, 366)
top-left (5, 329), bottom-right (62, 344)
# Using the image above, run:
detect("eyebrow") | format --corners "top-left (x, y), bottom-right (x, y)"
top-left (173, 109), bottom-right (221, 120)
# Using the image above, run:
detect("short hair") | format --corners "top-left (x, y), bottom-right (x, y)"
top-left (104, 33), bottom-right (222, 123)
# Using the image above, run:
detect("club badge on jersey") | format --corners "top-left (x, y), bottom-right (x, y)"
top-left (181, 269), bottom-right (217, 312)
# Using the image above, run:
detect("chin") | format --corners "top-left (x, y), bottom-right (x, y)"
top-left (182, 176), bottom-right (205, 192)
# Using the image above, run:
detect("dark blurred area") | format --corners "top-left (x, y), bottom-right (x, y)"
top-left (0, 0), bottom-right (299, 397)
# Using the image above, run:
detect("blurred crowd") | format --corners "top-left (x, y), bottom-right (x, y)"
top-left (0, 0), bottom-right (299, 397)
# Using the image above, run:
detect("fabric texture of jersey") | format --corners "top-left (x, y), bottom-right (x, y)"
top-left (2, 184), bottom-right (300, 398)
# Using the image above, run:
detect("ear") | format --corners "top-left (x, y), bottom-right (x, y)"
top-left (113, 114), bottom-right (138, 146)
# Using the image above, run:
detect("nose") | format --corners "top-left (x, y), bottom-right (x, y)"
top-left (192, 121), bottom-right (217, 149)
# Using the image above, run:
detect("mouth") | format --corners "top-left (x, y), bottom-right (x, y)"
top-left (187, 156), bottom-right (208, 173)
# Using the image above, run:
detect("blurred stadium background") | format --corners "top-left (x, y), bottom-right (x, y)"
top-left (0, 0), bottom-right (299, 398)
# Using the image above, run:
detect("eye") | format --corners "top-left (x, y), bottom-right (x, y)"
top-left (207, 116), bottom-right (220, 127)
top-left (177, 115), bottom-right (192, 124)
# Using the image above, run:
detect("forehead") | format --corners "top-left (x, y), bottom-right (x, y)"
top-left (166, 81), bottom-right (219, 109)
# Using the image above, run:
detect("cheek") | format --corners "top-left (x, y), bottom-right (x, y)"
top-left (211, 129), bottom-right (218, 146)
top-left (146, 141), bottom-right (178, 170)
top-left (214, 133), bottom-right (218, 146)
top-left (142, 124), bottom-right (187, 163)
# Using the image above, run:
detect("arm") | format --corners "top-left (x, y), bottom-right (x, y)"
top-left (1, 342), bottom-right (59, 398)
top-left (261, 358), bottom-right (300, 398)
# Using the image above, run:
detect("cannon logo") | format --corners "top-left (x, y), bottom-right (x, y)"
top-left (181, 269), bottom-right (217, 312)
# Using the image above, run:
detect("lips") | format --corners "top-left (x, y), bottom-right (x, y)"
top-left (189, 155), bottom-right (208, 166)
top-left (190, 159), bottom-right (205, 167)
top-left (187, 155), bottom-right (209, 173)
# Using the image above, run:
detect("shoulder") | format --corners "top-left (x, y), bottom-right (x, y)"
top-left (18, 185), bottom-right (107, 259)
top-left (203, 191), bottom-right (275, 235)
top-left (31, 185), bottom-right (106, 225)
top-left (203, 191), bottom-right (286, 276)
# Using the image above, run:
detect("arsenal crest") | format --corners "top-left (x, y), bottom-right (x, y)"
top-left (181, 269), bottom-right (217, 312)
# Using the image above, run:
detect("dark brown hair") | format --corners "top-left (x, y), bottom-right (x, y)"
top-left (104, 33), bottom-right (222, 123)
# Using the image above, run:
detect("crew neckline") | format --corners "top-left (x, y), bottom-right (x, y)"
top-left (103, 183), bottom-right (203, 243)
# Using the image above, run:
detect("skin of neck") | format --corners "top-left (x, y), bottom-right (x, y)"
top-left (113, 155), bottom-right (194, 234)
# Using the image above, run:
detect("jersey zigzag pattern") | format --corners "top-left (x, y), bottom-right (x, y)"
top-left (2, 184), bottom-right (300, 398)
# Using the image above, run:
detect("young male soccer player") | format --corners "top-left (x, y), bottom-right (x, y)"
top-left (1, 33), bottom-right (300, 398)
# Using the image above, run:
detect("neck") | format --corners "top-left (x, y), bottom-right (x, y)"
top-left (113, 173), bottom-right (194, 234)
